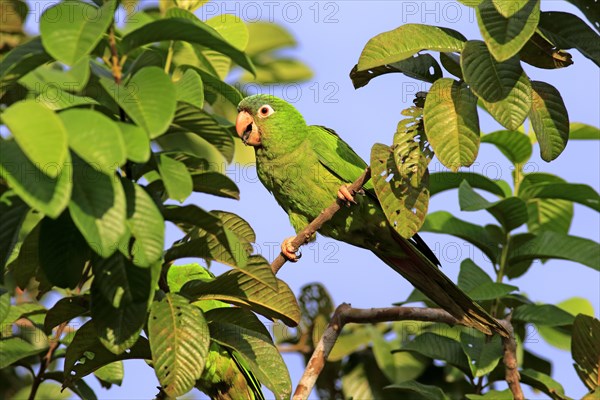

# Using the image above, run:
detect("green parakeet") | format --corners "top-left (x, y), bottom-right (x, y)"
top-left (235, 94), bottom-right (508, 338)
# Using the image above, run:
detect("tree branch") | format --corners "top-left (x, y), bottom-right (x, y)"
top-left (499, 318), bottom-right (524, 400)
top-left (270, 168), bottom-right (371, 274)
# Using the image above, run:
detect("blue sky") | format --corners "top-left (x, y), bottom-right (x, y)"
top-left (22, 1), bottom-right (600, 398)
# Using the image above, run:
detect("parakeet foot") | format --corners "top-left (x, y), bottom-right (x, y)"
top-left (337, 185), bottom-right (361, 206)
top-left (281, 237), bottom-right (301, 262)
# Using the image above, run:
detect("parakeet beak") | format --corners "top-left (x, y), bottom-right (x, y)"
top-left (235, 111), bottom-right (261, 146)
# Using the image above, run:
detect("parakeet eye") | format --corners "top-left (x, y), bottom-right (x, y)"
top-left (258, 105), bottom-right (274, 118)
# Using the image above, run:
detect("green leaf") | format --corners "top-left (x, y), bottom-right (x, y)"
top-left (156, 154), bottom-right (193, 202)
top-left (538, 12), bottom-right (600, 67)
top-left (570, 123), bottom-right (600, 140)
top-left (466, 389), bottom-right (514, 399)
top-left (37, 91), bottom-right (99, 111)
top-left (64, 321), bottom-right (151, 379)
top-left (424, 79), bottom-right (480, 171)
top-left (519, 182), bottom-right (600, 212)
top-left (39, 213), bottom-right (90, 289)
top-left (40, 0), bottom-right (116, 65)
top-left (245, 21), bottom-right (296, 56)
top-left (243, 58), bottom-right (313, 84)
top-left (68, 154), bottom-right (126, 258)
top-left (122, 179), bottom-right (164, 267)
top-left (0, 140), bottom-right (72, 218)
top-left (481, 130), bottom-right (532, 164)
top-left (492, 0), bottom-right (530, 17)
top-left (440, 52), bottom-right (463, 79)
top-left (94, 361), bottom-right (124, 387)
top-left (0, 37), bottom-right (52, 90)
top-left (476, 0), bottom-right (540, 61)
top-left (170, 104), bottom-right (235, 163)
top-left (120, 17), bottom-right (254, 74)
top-left (60, 109), bottom-right (126, 171)
top-left (117, 122), bottom-right (151, 163)
top-left (100, 67), bottom-right (177, 139)
top-left (181, 270), bottom-right (300, 327)
top-left (520, 173), bottom-right (573, 235)
top-left (44, 295), bottom-right (89, 335)
top-left (458, 259), bottom-right (518, 300)
top-left (357, 24), bottom-right (466, 71)
top-left (572, 314), bottom-right (600, 391)
top-left (192, 171), bottom-right (240, 200)
top-left (0, 336), bottom-right (46, 369)
top-left (149, 293), bottom-right (210, 398)
top-left (520, 368), bottom-right (570, 400)
top-left (422, 211), bottom-right (499, 263)
top-left (461, 331), bottom-right (503, 377)
top-left (207, 309), bottom-right (291, 400)
top-left (429, 172), bottom-right (508, 197)
top-left (0, 287), bottom-right (9, 324)
top-left (181, 66), bottom-right (243, 108)
top-left (399, 332), bottom-right (471, 376)
top-left (459, 181), bottom-right (528, 231)
top-left (370, 143), bottom-right (429, 239)
top-left (0, 195), bottom-right (30, 268)
top-left (565, 0), bottom-right (600, 33)
top-left (3, 100), bottom-right (68, 177)
top-left (538, 297), bottom-right (594, 350)
top-left (174, 68), bottom-right (204, 109)
top-left (529, 80), bottom-right (569, 162)
top-left (519, 32), bottom-right (574, 69)
top-left (513, 303), bottom-right (575, 326)
top-left (211, 210), bottom-right (256, 251)
top-left (386, 381), bottom-right (450, 400)
top-left (368, 326), bottom-right (396, 382)
top-left (350, 53), bottom-right (442, 88)
top-left (202, 13), bottom-right (250, 79)
top-left (27, 57), bottom-right (91, 92)
top-left (91, 252), bottom-right (157, 354)
top-left (508, 230), bottom-right (599, 271)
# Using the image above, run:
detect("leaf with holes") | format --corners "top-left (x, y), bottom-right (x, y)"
top-left (424, 79), bottom-right (480, 171)
top-left (149, 293), bottom-right (210, 398)
top-left (476, 0), bottom-right (540, 61)
top-left (357, 24), bottom-right (466, 71)
top-left (529, 81), bottom-right (569, 161)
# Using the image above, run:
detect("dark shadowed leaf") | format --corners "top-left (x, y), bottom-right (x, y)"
top-left (350, 53), bottom-right (442, 88)
top-left (529, 81), bottom-right (569, 162)
top-left (571, 314), bottom-right (600, 391)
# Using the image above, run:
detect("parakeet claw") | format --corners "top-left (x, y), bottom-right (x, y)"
top-left (281, 237), bottom-right (301, 262)
top-left (337, 185), bottom-right (358, 206)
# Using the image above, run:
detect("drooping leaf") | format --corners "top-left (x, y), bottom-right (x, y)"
top-left (44, 295), bottom-right (89, 335)
top-left (149, 293), bottom-right (210, 398)
top-left (100, 67), bottom-right (177, 139)
top-left (529, 80), bottom-right (569, 162)
top-left (481, 130), bottom-right (532, 164)
top-left (2, 100), bottom-right (69, 177)
top-left (94, 361), bottom-right (124, 387)
top-left (519, 32), bottom-right (574, 69)
top-left (519, 182), bottom-right (600, 212)
top-left (357, 24), bottom-right (466, 71)
top-left (538, 11), bottom-right (600, 67)
top-left (440, 52), bottom-right (463, 79)
top-left (0, 140), bottom-right (72, 218)
top-left (569, 123), bottom-right (600, 140)
top-left (350, 53), bottom-right (442, 88)
top-left (40, 0), bottom-right (116, 65)
top-left (424, 79), bottom-right (480, 171)
top-left (476, 0), bottom-right (540, 61)
top-left (572, 314), bottom-right (600, 391)
top-left (429, 172), bottom-right (508, 197)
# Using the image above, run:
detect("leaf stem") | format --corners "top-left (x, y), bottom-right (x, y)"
top-left (164, 41), bottom-right (175, 75)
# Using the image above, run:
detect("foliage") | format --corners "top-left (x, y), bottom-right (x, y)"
top-left (0, 0), bottom-right (309, 398)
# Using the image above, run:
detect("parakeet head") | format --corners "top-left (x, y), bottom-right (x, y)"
top-left (235, 95), bottom-right (306, 148)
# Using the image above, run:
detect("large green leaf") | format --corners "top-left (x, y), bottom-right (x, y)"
top-left (429, 172), bottom-right (508, 197)
top-left (513, 303), bottom-right (575, 326)
top-left (422, 211), bottom-right (499, 263)
top-left (156, 153), bottom-right (193, 202)
top-left (181, 269), bottom-right (301, 327)
top-left (245, 21), bottom-right (296, 56)
top-left (0, 37), bottom-right (52, 90)
top-left (461, 331), bottom-right (503, 377)
top-left (508, 230), bottom-right (599, 271)
top-left (91, 252), bottom-right (157, 354)
top-left (117, 122), bottom-right (151, 163)
top-left (94, 361), bottom-right (124, 387)
top-left (100, 67), bottom-right (177, 139)
top-left (192, 171), bottom-right (240, 200)
top-left (64, 321), bottom-right (151, 379)
top-left (529, 80), bottom-right (569, 162)
top-left (370, 143), bottom-right (429, 238)
top-left (476, 0), bottom-right (540, 61)
top-left (399, 332), bottom-right (471, 376)
top-left (3, 100), bottom-right (68, 178)
top-left (68, 155), bottom-right (126, 258)
top-left (481, 130), bottom-right (532, 164)
top-left (39, 212), bottom-right (90, 289)
top-left (520, 368), bottom-right (570, 400)
top-left (350, 54), bottom-right (442, 88)
top-left (538, 297), bottom-right (594, 350)
top-left (149, 293), bottom-right (210, 398)
top-left (569, 123), bottom-right (600, 140)
top-left (0, 140), bottom-right (72, 218)
top-left (26, 56), bottom-right (91, 92)
top-left (122, 179), bottom-right (164, 267)
top-left (174, 68), bottom-right (204, 109)
top-left (207, 309), bottom-right (291, 400)
top-left (424, 79), bottom-right (480, 171)
top-left (572, 314), bottom-right (600, 391)
top-left (40, 0), bottom-right (116, 65)
top-left (0, 336), bottom-right (46, 369)
top-left (169, 104), bottom-right (235, 163)
top-left (458, 259), bottom-right (517, 300)
top-left (520, 173), bottom-right (573, 235)
top-left (202, 13), bottom-right (250, 79)
top-left (119, 17), bottom-right (254, 73)
top-left (357, 24), bottom-right (466, 71)
top-left (60, 109), bottom-right (126, 172)
top-left (538, 12), bottom-right (600, 67)
top-left (459, 181), bottom-right (528, 231)
top-left (519, 182), bottom-right (600, 212)
top-left (211, 210), bottom-right (256, 252)
top-left (180, 66), bottom-right (243, 108)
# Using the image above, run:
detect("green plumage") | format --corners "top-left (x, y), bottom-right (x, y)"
top-left (238, 95), bottom-right (508, 338)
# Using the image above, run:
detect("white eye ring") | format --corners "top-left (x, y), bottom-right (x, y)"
top-left (257, 104), bottom-right (275, 118)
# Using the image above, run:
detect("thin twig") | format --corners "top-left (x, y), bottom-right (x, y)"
top-left (270, 168), bottom-right (371, 275)
top-left (108, 25), bottom-right (122, 84)
top-left (499, 318), bottom-right (524, 400)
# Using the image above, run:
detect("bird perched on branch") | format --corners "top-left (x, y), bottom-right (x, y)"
top-left (235, 94), bottom-right (508, 338)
